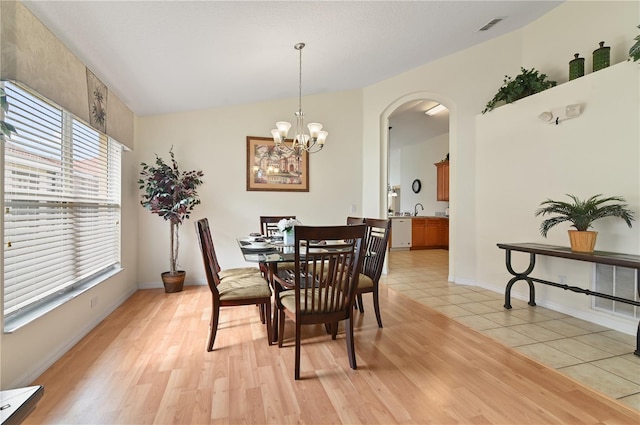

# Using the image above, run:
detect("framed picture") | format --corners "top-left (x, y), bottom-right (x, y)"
top-left (246, 136), bottom-right (309, 192)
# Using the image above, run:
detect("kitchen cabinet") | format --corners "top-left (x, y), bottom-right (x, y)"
top-left (411, 217), bottom-right (448, 249)
top-left (443, 219), bottom-right (449, 247)
top-left (390, 218), bottom-right (412, 249)
top-left (411, 218), bottom-right (427, 247)
top-left (435, 161), bottom-right (449, 201)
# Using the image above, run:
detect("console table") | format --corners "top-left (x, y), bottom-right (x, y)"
top-left (497, 243), bottom-right (640, 356)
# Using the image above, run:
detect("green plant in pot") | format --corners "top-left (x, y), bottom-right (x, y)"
top-left (630, 24), bottom-right (640, 62)
top-left (482, 67), bottom-right (556, 114)
top-left (0, 87), bottom-right (17, 141)
top-left (535, 194), bottom-right (634, 253)
top-left (139, 148), bottom-right (204, 292)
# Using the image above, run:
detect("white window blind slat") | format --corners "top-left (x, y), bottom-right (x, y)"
top-left (3, 81), bottom-right (122, 320)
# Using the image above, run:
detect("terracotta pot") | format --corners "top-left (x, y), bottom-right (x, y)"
top-left (161, 270), bottom-right (186, 293)
top-left (568, 230), bottom-right (597, 253)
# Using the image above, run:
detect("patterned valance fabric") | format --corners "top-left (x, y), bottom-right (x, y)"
top-left (0, 1), bottom-right (134, 148)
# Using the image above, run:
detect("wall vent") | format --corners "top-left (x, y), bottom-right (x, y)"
top-left (478, 18), bottom-right (504, 31)
top-left (593, 264), bottom-right (638, 319)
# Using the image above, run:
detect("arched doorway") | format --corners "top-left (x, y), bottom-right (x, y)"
top-left (380, 93), bottom-right (455, 279)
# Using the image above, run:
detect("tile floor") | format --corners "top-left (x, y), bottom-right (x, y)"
top-left (381, 249), bottom-right (640, 411)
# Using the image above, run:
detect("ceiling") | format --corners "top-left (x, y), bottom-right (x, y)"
top-left (22, 1), bottom-right (563, 117)
top-left (389, 100), bottom-right (450, 150)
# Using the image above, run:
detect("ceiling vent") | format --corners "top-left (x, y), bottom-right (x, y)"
top-left (478, 18), bottom-right (504, 31)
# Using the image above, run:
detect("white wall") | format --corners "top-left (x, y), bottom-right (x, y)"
top-left (476, 61), bottom-right (639, 333)
top-left (399, 133), bottom-right (449, 216)
top-left (389, 149), bottom-right (401, 187)
top-left (135, 89), bottom-right (364, 286)
top-left (361, 1), bottom-right (639, 329)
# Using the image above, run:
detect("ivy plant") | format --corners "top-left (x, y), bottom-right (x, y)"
top-left (1, 87), bottom-right (17, 141)
top-left (630, 25), bottom-right (640, 62)
top-left (482, 67), bottom-right (556, 114)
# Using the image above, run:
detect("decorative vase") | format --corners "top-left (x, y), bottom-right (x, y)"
top-left (569, 53), bottom-right (585, 80)
top-left (284, 228), bottom-right (295, 245)
top-left (161, 270), bottom-right (186, 293)
top-left (568, 230), bottom-right (597, 253)
top-left (593, 41), bottom-right (610, 72)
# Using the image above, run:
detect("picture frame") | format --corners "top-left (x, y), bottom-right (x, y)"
top-left (246, 136), bottom-right (309, 192)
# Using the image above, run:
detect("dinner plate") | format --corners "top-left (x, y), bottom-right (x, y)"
top-left (323, 239), bottom-right (345, 245)
top-left (299, 246), bottom-right (326, 255)
top-left (244, 243), bottom-right (273, 250)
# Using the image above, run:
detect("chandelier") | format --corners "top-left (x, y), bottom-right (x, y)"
top-left (271, 42), bottom-right (327, 153)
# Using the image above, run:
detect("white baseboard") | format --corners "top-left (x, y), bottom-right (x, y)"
top-left (137, 280), bottom-right (206, 290)
top-left (472, 279), bottom-right (637, 336)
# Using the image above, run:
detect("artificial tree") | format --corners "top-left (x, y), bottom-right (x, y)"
top-left (139, 148), bottom-right (204, 291)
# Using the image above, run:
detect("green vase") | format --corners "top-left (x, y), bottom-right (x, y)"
top-left (593, 41), bottom-right (610, 72)
top-left (569, 53), bottom-right (584, 80)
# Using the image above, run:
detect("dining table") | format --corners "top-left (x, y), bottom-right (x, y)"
top-left (237, 235), bottom-right (295, 342)
top-left (237, 233), bottom-right (364, 342)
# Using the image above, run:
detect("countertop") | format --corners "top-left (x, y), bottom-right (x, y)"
top-left (389, 215), bottom-right (448, 219)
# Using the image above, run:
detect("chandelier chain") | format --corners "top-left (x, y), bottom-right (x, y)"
top-left (298, 44), bottom-right (302, 114)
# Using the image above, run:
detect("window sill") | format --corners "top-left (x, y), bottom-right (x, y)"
top-left (4, 266), bottom-right (123, 333)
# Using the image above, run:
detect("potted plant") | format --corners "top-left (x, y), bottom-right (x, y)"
top-left (630, 24), bottom-right (640, 62)
top-left (277, 217), bottom-right (301, 245)
top-left (534, 194), bottom-right (634, 253)
top-left (482, 67), bottom-right (557, 114)
top-left (139, 148), bottom-right (204, 292)
top-left (0, 87), bottom-right (17, 141)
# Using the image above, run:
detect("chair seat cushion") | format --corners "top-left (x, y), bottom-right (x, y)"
top-left (357, 273), bottom-right (374, 289)
top-left (279, 287), bottom-right (343, 313)
top-left (219, 267), bottom-right (262, 280)
top-left (218, 276), bottom-right (271, 300)
top-left (277, 262), bottom-right (295, 271)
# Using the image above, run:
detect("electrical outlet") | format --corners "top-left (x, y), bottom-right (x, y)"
top-left (558, 275), bottom-right (567, 284)
top-left (91, 296), bottom-right (99, 308)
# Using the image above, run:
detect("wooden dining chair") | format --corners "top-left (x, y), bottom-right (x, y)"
top-left (355, 218), bottom-right (391, 328)
top-left (346, 216), bottom-right (365, 225)
top-left (260, 215), bottom-right (297, 237)
top-left (273, 224), bottom-right (367, 380)
top-left (195, 218), bottom-right (272, 351)
top-left (258, 215), bottom-right (297, 276)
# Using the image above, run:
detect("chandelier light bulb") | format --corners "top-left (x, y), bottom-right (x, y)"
top-left (317, 131), bottom-right (328, 145)
top-left (271, 129), bottom-right (283, 144)
top-left (295, 134), bottom-right (310, 147)
top-left (307, 123), bottom-right (323, 139)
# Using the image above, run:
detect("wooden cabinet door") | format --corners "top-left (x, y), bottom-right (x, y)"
top-left (411, 218), bottom-right (426, 248)
top-left (435, 161), bottom-right (449, 201)
top-left (425, 219), bottom-right (441, 247)
top-left (443, 220), bottom-right (449, 248)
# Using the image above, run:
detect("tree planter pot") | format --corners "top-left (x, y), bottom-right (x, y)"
top-left (568, 230), bottom-right (597, 253)
top-left (161, 271), bottom-right (186, 293)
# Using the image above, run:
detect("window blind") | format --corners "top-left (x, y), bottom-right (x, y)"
top-left (3, 81), bottom-right (121, 320)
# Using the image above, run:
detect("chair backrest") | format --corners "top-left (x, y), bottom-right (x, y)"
top-left (195, 218), bottom-right (222, 294)
top-left (260, 215), bottom-right (297, 237)
top-left (288, 225), bottom-right (367, 319)
top-left (362, 218), bottom-right (391, 283)
top-left (346, 216), bottom-right (365, 225)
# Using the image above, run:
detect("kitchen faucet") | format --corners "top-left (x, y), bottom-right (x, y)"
top-left (414, 203), bottom-right (424, 216)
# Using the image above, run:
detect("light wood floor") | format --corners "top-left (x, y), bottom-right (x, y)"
top-left (24, 255), bottom-right (640, 424)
